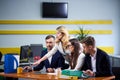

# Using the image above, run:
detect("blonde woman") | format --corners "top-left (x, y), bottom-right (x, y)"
top-left (33, 26), bottom-right (70, 66)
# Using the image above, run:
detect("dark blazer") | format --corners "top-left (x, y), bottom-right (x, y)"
top-left (34, 49), bottom-right (68, 71)
top-left (81, 48), bottom-right (113, 77)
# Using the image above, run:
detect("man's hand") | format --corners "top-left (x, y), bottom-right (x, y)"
top-left (23, 66), bottom-right (32, 72)
top-left (47, 68), bottom-right (54, 73)
top-left (23, 66), bottom-right (31, 70)
top-left (83, 69), bottom-right (95, 77)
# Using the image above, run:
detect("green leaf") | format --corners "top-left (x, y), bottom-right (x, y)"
top-left (76, 26), bottom-right (89, 41)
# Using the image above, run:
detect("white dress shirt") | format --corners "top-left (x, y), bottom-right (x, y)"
top-left (48, 56), bottom-right (52, 64)
top-left (90, 51), bottom-right (97, 72)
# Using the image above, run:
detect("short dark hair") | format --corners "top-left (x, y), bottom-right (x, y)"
top-left (45, 35), bottom-right (55, 40)
top-left (80, 36), bottom-right (95, 46)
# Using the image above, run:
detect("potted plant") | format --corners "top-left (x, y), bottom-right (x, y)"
top-left (76, 26), bottom-right (89, 41)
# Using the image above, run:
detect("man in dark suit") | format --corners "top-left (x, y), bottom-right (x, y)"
top-left (24, 35), bottom-right (68, 73)
top-left (34, 48), bottom-right (67, 72)
top-left (80, 36), bottom-right (113, 77)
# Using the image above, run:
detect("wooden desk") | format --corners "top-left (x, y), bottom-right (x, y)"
top-left (0, 72), bottom-right (115, 80)
top-left (84, 76), bottom-right (115, 80)
top-left (0, 72), bottom-right (67, 80)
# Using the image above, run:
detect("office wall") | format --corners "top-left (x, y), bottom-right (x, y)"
top-left (0, 0), bottom-right (120, 55)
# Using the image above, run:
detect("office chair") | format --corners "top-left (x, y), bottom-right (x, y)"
top-left (0, 52), bottom-right (4, 65)
top-left (112, 67), bottom-right (120, 79)
top-left (0, 52), bottom-right (2, 62)
top-left (0, 52), bottom-right (4, 72)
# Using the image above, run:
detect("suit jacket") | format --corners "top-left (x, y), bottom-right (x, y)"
top-left (34, 48), bottom-right (68, 71)
top-left (81, 48), bottom-right (113, 77)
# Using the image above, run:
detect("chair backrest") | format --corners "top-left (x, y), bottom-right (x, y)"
top-left (112, 67), bottom-right (120, 79)
top-left (30, 44), bottom-right (43, 58)
top-left (0, 52), bottom-right (2, 62)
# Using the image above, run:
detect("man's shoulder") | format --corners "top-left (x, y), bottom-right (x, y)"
top-left (97, 48), bottom-right (107, 54)
top-left (97, 48), bottom-right (109, 57)
top-left (41, 49), bottom-right (48, 55)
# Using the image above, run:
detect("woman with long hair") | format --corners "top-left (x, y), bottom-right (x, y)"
top-left (68, 38), bottom-right (85, 70)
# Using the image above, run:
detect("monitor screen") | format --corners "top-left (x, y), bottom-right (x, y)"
top-left (30, 44), bottom-right (43, 58)
top-left (42, 2), bottom-right (68, 18)
top-left (20, 45), bottom-right (30, 61)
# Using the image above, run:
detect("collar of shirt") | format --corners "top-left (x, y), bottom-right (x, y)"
top-left (90, 48), bottom-right (97, 60)
top-left (47, 49), bottom-right (53, 64)
top-left (90, 49), bottom-right (97, 72)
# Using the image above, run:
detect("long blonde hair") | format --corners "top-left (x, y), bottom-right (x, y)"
top-left (56, 26), bottom-right (69, 50)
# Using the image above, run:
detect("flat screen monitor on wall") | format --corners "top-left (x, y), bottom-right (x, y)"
top-left (42, 2), bottom-right (68, 18)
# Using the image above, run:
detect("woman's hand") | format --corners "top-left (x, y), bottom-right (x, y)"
top-left (32, 59), bottom-right (41, 66)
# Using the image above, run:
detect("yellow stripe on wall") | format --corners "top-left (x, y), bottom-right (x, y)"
top-left (0, 30), bottom-right (112, 35)
top-left (98, 46), bottom-right (114, 55)
top-left (0, 20), bottom-right (112, 24)
top-left (0, 46), bottom-right (114, 55)
top-left (0, 48), bottom-right (20, 54)
top-left (69, 30), bottom-right (112, 34)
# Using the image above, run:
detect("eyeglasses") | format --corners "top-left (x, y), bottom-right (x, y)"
top-left (67, 44), bottom-right (72, 48)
